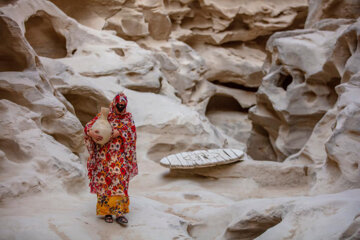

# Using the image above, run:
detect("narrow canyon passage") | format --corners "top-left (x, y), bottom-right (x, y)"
top-left (0, 0), bottom-right (360, 239)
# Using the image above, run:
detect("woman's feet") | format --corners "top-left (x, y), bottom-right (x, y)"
top-left (103, 214), bottom-right (128, 226)
top-left (116, 215), bottom-right (128, 226)
top-left (104, 215), bottom-right (113, 223)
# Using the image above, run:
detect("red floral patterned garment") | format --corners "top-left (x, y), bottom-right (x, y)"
top-left (84, 93), bottom-right (138, 197)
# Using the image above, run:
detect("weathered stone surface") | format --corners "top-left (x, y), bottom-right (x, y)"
top-left (193, 43), bottom-right (266, 88)
top-left (48, 0), bottom-right (308, 45)
top-left (0, 13), bottom-right (35, 71)
top-left (24, 10), bottom-right (67, 58)
top-left (143, 9), bottom-right (172, 40)
top-left (0, 100), bottom-right (86, 198)
top-left (219, 189), bottom-right (360, 240)
top-left (0, 0), bottom-right (360, 239)
top-left (48, 0), bottom-right (124, 29)
top-left (172, 159), bottom-right (311, 189)
top-left (138, 39), bottom-right (207, 103)
top-left (284, 19), bottom-right (360, 194)
top-left (247, 23), bottom-right (352, 161)
top-left (173, 0), bottom-right (308, 45)
top-left (0, 11), bottom-right (85, 199)
top-left (305, 0), bottom-right (360, 28)
top-left (103, 8), bottom-right (149, 40)
top-left (130, 91), bottom-right (226, 163)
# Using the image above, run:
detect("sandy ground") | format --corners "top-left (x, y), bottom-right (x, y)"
top-left (0, 156), bottom-right (314, 240)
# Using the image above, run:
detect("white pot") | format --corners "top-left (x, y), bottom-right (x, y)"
top-left (91, 107), bottom-right (112, 145)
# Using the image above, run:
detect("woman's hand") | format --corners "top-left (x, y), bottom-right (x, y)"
top-left (111, 129), bottom-right (121, 139)
top-left (89, 130), bottom-right (103, 142)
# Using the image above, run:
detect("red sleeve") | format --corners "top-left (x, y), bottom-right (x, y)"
top-left (128, 117), bottom-right (138, 180)
top-left (84, 113), bottom-right (101, 180)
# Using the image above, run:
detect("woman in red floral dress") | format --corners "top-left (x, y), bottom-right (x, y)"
top-left (84, 92), bottom-right (138, 225)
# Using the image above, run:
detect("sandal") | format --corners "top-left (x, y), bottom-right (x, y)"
top-left (116, 216), bottom-right (128, 226)
top-left (104, 215), bottom-right (113, 223)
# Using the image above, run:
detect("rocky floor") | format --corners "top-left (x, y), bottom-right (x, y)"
top-left (1, 165), bottom-right (359, 240)
top-left (0, 0), bottom-right (360, 239)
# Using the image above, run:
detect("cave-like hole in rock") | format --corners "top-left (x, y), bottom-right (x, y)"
top-left (276, 73), bottom-right (293, 91)
top-left (112, 48), bottom-right (125, 57)
top-left (352, 162), bottom-right (358, 170)
top-left (211, 80), bottom-right (258, 92)
top-left (174, 49), bottom-right (181, 58)
top-left (62, 93), bottom-right (101, 126)
top-left (126, 72), bottom-right (140, 77)
top-left (327, 77), bottom-right (341, 106)
top-left (25, 11), bottom-right (67, 58)
top-left (206, 94), bottom-right (251, 143)
top-left (0, 17), bottom-right (28, 71)
top-left (303, 91), bottom-right (317, 103)
top-left (206, 94), bottom-right (248, 113)
top-left (225, 16), bottom-right (250, 31)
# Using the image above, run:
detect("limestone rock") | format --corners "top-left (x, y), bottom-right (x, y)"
top-left (48, 0), bottom-right (125, 30)
top-left (103, 8), bottom-right (149, 40)
top-left (138, 39), bottom-right (207, 103)
top-left (0, 13), bottom-right (36, 71)
top-left (305, 0), bottom-right (360, 28)
top-left (48, 0), bottom-right (308, 45)
top-left (193, 43), bottom-right (266, 88)
top-left (173, 0), bottom-right (308, 45)
top-left (247, 22), bottom-right (352, 161)
top-left (0, 100), bottom-right (86, 199)
top-left (205, 88), bottom-right (255, 145)
top-left (0, 11), bottom-right (86, 198)
top-left (1, 0), bottom-right (360, 239)
top-left (219, 189), bottom-right (360, 240)
top-left (6, 0), bottom-right (166, 94)
top-left (128, 91), bottom-right (227, 163)
top-left (143, 9), bottom-right (172, 40)
top-left (284, 19), bottom-right (360, 193)
top-left (172, 159), bottom-right (311, 189)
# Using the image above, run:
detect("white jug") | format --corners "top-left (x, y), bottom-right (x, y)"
top-left (91, 107), bottom-right (112, 145)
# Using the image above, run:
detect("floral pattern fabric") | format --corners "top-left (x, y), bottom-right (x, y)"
top-left (84, 93), bottom-right (138, 197)
top-left (96, 194), bottom-right (129, 216)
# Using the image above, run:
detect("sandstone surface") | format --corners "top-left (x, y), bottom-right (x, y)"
top-left (0, 0), bottom-right (360, 239)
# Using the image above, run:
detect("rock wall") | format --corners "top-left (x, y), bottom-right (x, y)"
top-left (44, 0), bottom-right (310, 147)
top-left (247, 0), bottom-right (360, 195)
top-left (0, 0), bottom-right (228, 198)
top-left (0, 10), bottom-right (86, 198)
top-left (0, 0), bottom-right (360, 239)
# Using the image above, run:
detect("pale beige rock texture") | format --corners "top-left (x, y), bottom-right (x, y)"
top-left (0, 0), bottom-right (360, 239)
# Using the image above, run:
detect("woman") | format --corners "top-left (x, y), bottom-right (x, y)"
top-left (84, 92), bottom-right (138, 225)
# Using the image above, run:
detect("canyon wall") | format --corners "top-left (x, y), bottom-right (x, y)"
top-left (0, 0), bottom-right (359, 239)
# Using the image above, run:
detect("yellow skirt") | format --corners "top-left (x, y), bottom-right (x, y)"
top-left (96, 194), bottom-right (129, 217)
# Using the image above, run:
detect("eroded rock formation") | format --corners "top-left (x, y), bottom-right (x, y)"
top-left (0, 11), bottom-right (85, 199)
top-left (0, 0), bottom-right (360, 239)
